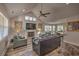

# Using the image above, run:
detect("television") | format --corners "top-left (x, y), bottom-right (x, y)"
top-left (26, 23), bottom-right (36, 30)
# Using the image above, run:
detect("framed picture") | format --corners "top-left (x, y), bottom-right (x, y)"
top-left (67, 21), bottom-right (79, 31)
top-left (15, 21), bottom-right (22, 32)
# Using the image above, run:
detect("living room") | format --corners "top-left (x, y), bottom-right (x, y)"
top-left (0, 3), bottom-right (79, 56)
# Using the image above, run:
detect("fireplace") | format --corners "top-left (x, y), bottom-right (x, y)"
top-left (28, 32), bottom-right (35, 37)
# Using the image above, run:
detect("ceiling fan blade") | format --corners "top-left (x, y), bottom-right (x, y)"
top-left (39, 3), bottom-right (50, 18)
top-left (45, 12), bottom-right (50, 15)
top-left (43, 15), bottom-right (47, 17)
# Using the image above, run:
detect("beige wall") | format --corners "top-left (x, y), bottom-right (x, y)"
top-left (51, 15), bottom-right (79, 46)
top-left (9, 12), bottom-right (46, 41)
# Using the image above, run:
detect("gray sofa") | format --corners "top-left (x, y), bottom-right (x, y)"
top-left (32, 33), bottom-right (62, 55)
top-left (11, 35), bottom-right (27, 49)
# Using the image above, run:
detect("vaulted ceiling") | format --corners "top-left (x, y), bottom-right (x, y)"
top-left (4, 3), bottom-right (37, 18)
top-left (4, 3), bottom-right (79, 22)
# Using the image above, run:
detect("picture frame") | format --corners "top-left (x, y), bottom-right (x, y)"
top-left (67, 21), bottom-right (79, 31)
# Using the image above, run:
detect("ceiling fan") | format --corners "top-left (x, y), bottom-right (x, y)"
top-left (39, 3), bottom-right (51, 18)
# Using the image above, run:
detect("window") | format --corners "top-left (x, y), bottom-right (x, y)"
top-left (52, 25), bottom-right (56, 34)
top-left (25, 16), bottom-right (36, 21)
top-left (0, 12), bottom-right (8, 40)
top-left (57, 25), bottom-right (64, 32)
top-left (45, 25), bottom-right (52, 32)
top-left (52, 25), bottom-right (55, 31)
top-left (25, 16), bottom-right (29, 20)
top-left (33, 18), bottom-right (36, 21)
top-left (29, 17), bottom-right (32, 21)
